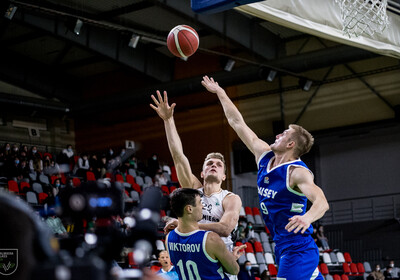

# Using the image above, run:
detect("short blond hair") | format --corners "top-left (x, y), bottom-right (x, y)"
top-left (288, 124), bottom-right (314, 157)
top-left (203, 152), bottom-right (226, 172)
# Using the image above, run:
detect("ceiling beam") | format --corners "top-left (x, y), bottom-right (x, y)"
top-left (0, 47), bottom-right (80, 104)
top-left (75, 45), bottom-right (379, 116)
top-left (156, 0), bottom-right (280, 61)
top-left (95, 1), bottom-right (155, 20)
top-left (13, 6), bottom-right (174, 82)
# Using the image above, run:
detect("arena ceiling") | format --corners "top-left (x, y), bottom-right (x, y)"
top-left (0, 0), bottom-right (399, 124)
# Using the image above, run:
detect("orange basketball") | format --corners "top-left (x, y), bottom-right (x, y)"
top-left (167, 25), bottom-right (199, 58)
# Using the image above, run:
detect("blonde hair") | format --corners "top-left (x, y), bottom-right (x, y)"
top-left (288, 124), bottom-right (314, 157)
top-left (204, 152), bottom-right (226, 172)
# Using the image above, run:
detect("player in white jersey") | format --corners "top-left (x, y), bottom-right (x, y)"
top-left (150, 91), bottom-right (242, 261)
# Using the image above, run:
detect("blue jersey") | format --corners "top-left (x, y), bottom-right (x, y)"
top-left (157, 266), bottom-right (179, 280)
top-left (166, 229), bottom-right (229, 280)
top-left (257, 150), bottom-right (314, 247)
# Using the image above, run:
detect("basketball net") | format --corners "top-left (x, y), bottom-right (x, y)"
top-left (335, 0), bottom-right (389, 38)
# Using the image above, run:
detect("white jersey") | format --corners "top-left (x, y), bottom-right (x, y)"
top-left (198, 188), bottom-right (236, 251)
top-left (198, 188), bottom-right (238, 280)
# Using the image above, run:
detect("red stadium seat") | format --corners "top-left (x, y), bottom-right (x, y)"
top-left (8, 180), bottom-right (20, 193)
top-left (244, 206), bottom-right (253, 215)
top-left (235, 241), bottom-right (243, 247)
top-left (356, 263), bottom-right (365, 274)
top-left (20, 181), bottom-right (31, 192)
top-left (245, 242), bottom-right (254, 253)
top-left (342, 263), bottom-right (351, 275)
top-left (38, 192), bottom-right (48, 204)
top-left (170, 166), bottom-right (179, 182)
top-left (267, 264), bottom-right (278, 276)
top-left (72, 177), bottom-right (81, 187)
top-left (43, 152), bottom-right (52, 159)
top-left (161, 185), bottom-right (170, 196)
top-left (320, 263), bottom-right (329, 275)
top-left (50, 175), bottom-right (58, 184)
top-left (169, 186), bottom-right (177, 193)
top-left (343, 252), bottom-right (352, 263)
top-left (252, 207), bottom-right (261, 215)
top-left (254, 241), bottom-right (264, 253)
top-left (341, 275), bottom-right (349, 280)
top-left (333, 275), bottom-right (341, 280)
top-left (115, 174), bottom-right (124, 182)
top-left (350, 263), bottom-right (359, 275)
top-left (86, 171), bottom-right (96, 181)
top-left (126, 175), bottom-right (135, 185)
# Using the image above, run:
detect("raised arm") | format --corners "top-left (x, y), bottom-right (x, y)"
top-left (202, 76), bottom-right (270, 162)
top-left (198, 194), bottom-right (241, 237)
top-left (206, 232), bottom-right (245, 275)
top-left (150, 91), bottom-right (202, 189)
top-left (285, 167), bottom-right (329, 234)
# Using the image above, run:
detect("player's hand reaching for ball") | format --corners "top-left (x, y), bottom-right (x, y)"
top-left (285, 215), bottom-right (312, 234)
top-left (150, 90), bottom-right (176, 121)
top-left (201, 76), bottom-right (222, 94)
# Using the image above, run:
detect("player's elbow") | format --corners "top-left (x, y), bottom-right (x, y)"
top-left (321, 200), bottom-right (329, 214)
top-left (219, 227), bottom-right (232, 237)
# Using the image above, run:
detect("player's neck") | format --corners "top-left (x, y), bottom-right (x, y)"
top-left (162, 265), bottom-right (172, 272)
top-left (202, 182), bottom-right (222, 196)
top-left (177, 217), bottom-right (199, 233)
top-left (272, 152), bottom-right (297, 167)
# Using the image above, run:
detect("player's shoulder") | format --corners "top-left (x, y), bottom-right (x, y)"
top-left (223, 192), bottom-right (242, 205)
top-left (206, 231), bottom-right (224, 244)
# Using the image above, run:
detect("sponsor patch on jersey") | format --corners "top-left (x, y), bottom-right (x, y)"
top-left (264, 176), bottom-right (269, 184)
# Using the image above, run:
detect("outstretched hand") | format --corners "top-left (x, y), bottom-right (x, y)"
top-left (201, 75), bottom-right (222, 94)
top-left (150, 90), bottom-right (176, 121)
top-left (232, 244), bottom-right (247, 260)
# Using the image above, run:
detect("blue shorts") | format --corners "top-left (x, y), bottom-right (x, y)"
top-left (274, 237), bottom-right (323, 280)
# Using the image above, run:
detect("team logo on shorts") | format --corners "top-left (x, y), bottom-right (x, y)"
top-left (264, 177), bottom-right (269, 184)
top-left (0, 249), bottom-right (18, 276)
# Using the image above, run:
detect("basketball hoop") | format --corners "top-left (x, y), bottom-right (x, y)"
top-left (335, 0), bottom-right (389, 38)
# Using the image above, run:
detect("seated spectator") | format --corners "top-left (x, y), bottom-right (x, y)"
top-left (75, 153), bottom-right (90, 178)
top-left (62, 144), bottom-right (74, 161)
top-left (311, 225), bottom-right (321, 248)
top-left (28, 146), bottom-right (40, 161)
top-left (385, 266), bottom-right (394, 279)
top-left (238, 261), bottom-right (256, 280)
top-left (89, 154), bottom-right (100, 178)
top-left (98, 155), bottom-right (107, 178)
top-left (368, 264), bottom-right (385, 280)
top-left (3, 143), bottom-right (12, 159)
top-left (316, 224), bottom-right (330, 250)
top-left (11, 144), bottom-right (19, 158)
top-left (243, 222), bottom-right (255, 243)
top-left (44, 159), bottom-right (61, 176)
top-left (128, 156), bottom-right (138, 169)
top-left (147, 154), bottom-right (160, 178)
top-left (45, 215), bottom-right (68, 237)
top-left (260, 270), bottom-right (271, 280)
top-left (383, 260), bottom-right (400, 279)
top-left (29, 153), bottom-right (43, 175)
top-left (154, 169), bottom-right (168, 186)
top-left (236, 220), bottom-right (246, 242)
top-left (157, 250), bottom-right (179, 280)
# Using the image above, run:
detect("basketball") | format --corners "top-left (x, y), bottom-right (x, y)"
top-left (167, 25), bottom-right (199, 58)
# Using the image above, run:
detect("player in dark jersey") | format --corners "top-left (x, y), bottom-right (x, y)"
top-left (202, 76), bottom-right (329, 280)
top-left (166, 188), bottom-right (245, 280)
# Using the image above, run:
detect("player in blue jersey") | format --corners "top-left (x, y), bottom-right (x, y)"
top-left (202, 76), bottom-right (329, 280)
top-left (166, 188), bottom-right (246, 280)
